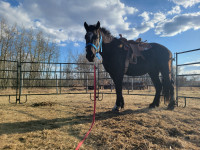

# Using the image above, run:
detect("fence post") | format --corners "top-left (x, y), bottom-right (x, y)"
top-left (16, 61), bottom-right (21, 103)
top-left (86, 75), bottom-right (88, 93)
top-left (56, 74), bottom-right (58, 94)
top-left (21, 73), bottom-right (23, 90)
top-left (111, 79), bottom-right (113, 92)
top-left (132, 78), bottom-right (133, 91)
top-left (60, 63), bottom-right (61, 94)
top-left (19, 62), bottom-right (22, 103)
top-left (16, 61), bottom-right (18, 103)
top-left (128, 76), bottom-right (130, 94)
top-left (175, 53), bottom-right (178, 106)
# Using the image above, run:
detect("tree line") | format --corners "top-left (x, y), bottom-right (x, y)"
top-left (0, 18), bottom-right (59, 62)
top-left (0, 18), bottom-right (59, 88)
top-left (0, 18), bottom-right (103, 89)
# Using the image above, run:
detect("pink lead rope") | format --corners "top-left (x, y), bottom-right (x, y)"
top-left (75, 64), bottom-right (97, 150)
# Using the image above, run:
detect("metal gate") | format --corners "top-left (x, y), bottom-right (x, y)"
top-left (176, 48), bottom-right (200, 107)
top-left (0, 60), bottom-right (21, 103)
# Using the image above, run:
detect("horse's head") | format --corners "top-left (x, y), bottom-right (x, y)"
top-left (84, 21), bottom-right (102, 62)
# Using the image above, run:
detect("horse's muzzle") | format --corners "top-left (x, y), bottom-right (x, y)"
top-left (86, 53), bottom-right (94, 62)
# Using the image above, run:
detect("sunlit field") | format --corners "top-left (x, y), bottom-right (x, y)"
top-left (0, 88), bottom-right (200, 150)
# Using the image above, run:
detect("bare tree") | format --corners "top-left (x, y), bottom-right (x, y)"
top-left (0, 18), bottom-right (60, 88)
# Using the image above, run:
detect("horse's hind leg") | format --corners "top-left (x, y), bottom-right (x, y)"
top-left (161, 64), bottom-right (175, 110)
top-left (148, 72), bottom-right (162, 108)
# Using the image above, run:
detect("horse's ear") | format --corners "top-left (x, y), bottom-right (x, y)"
top-left (96, 21), bottom-right (100, 29)
top-left (84, 22), bottom-right (89, 31)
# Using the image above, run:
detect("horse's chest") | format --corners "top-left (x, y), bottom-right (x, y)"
top-left (102, 61), bottom-right (113, 73)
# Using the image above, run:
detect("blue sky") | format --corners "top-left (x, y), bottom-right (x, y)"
top-left (0, 0), bottom-right (200, 74)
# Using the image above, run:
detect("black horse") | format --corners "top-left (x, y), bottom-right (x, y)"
top-left (84, 21), bottom-right (175, 111)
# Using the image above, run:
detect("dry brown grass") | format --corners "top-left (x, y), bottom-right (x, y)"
top-left (0, 89), bottom-right (200, 150)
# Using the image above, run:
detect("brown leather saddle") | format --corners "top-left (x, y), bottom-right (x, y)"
top-left (119, 34), bottom-right (152, 73)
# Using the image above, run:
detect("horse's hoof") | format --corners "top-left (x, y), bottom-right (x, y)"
top-left (167, 101), bottom-right (175, 110)
top-left (155, 102), bottom-right (160, 107)
top-left (149, 103), bottom-right (156, 109)
top-left (112, 107), bottom-right (119, 112)
top-left (167, 105), bottom-right (174, 110)
top-left (112, 105), bottom-right (120, 112)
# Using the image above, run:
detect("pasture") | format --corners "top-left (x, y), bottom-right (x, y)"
top-left (0, 88), bottom-right (200, 150)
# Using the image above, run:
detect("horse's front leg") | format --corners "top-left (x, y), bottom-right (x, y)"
top-left (112, 78), bottom-right (124, 111)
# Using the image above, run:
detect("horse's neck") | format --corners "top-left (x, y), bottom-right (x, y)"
top-left (101, 32), bottom-right (113, 44)
top-left (100, 30), bottom-right (125, 61)
top-left (101, 38), bottom-right (121, 61)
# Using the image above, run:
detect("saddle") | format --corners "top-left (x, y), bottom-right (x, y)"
top-left (119, 34), bottom-right (152, 73)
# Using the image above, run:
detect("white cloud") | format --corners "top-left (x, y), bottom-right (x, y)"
top-left (74, 43), bottom-right (80, 47)
top-left (0, 1), bottom-right (32, 28)
top-left (1, 0), bottom-right (200, 44)
top-left (135, 12), bottom-right (166, 37)
top-left (185, 60), bottom-right (200, 67)
top-left (155, 12), bottom-right (200, 36)
top-left (167, 6), bottom-right (181, 15)
top-left (58, 43), bottom-right (67, 47)
top-left (0, 0), bottom-right (138, 43)
top-left (153, 12), bottom-right (167, 23)
top-left (34, 21), bottom-right (67, 43)
top-left (179, 59), bottom-right (200, 77)
top-left (139, 11), bottom-right (150, 22)
top-left (170, 0), bottom-right (200, 8)
top-left (179, 68), bottom-right (200, 75)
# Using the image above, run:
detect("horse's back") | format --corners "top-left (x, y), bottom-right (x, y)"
top-left (126, 43), bottom-right (172, 76)
top-left (149, 43), bottom-right (172, 60)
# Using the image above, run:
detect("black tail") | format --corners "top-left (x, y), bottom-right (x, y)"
top-left (162, 57), bottom-right (174, 103)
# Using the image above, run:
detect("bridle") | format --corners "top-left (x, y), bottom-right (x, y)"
top-left (85, 33), bottom-right (102, 59)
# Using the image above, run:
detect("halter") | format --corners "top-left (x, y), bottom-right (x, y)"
top-left (86, 33), bottom-right (102, 59)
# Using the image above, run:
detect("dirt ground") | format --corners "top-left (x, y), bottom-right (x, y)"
top-left (0, 89), bottom-right (200, 150)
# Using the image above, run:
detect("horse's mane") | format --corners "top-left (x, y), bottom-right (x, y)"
top-left (100, 27), bottom-right (114, 43)
top-left (100, 27), bottom-right (114, 38)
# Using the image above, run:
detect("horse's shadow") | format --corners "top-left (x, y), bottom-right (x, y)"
top-left (0, 107), bottom-right (150, 135)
